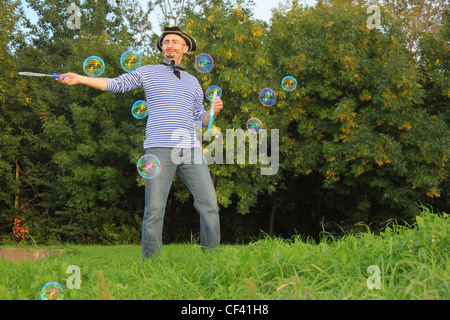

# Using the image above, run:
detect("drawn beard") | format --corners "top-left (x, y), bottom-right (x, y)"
top-left (165, 49), bottom-right (177, 59)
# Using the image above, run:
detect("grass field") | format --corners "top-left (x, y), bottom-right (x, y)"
top-left (0, 207), bottom-right (448, 300)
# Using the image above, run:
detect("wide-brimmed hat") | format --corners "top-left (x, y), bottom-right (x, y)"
top-left (157, 26), bottom-right (197, 52)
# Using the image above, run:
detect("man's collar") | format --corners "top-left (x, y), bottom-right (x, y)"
top-left (160, 59), bottom-right (184, 70)
top-left (160, 59), bottom-right (184, 79)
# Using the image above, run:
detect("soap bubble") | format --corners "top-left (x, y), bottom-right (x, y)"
top-left (281, 76), bottom-right (297, 91)
top-left (131, 100), bottom-right (148, 119)
top-left (83, 56), bottom-right (105, 77)
top-left (41, 282), bottom-right (64, 300)
top-left (137, 154), bottom-right (161, 179)
top-left (246, 118), bottom-right (263, 134)
top-left (259, 88), bottom-right (276, 106)
top-left (195, 53), bottom-right (214, 73)
top-left (205, 85), bottom-right (222, 101)
top-left (120, 50), bottom-right (141, 72)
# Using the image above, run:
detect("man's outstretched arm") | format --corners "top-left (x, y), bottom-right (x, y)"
top-left (56, 72), bottom-right (107, 90)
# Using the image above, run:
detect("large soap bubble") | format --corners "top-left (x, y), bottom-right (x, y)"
top-left (41, 282), bottom-right (64, 300)
top-left (137, 154), bottom-right (161, 179)
top-left (281, 76), bottom-right (297, 91)
top-left (205, 85), bottom-right (222, 101)
top-left (195, 53), bottom-right (214, 73)
top-left (259, 88), bottom-right (276, 106)
top-left (120, 50), bottom-right (142, 72)
top-left (131, 100), bottom-right (148, 119)
top-left (83, 56), bottom-right (105, 77)
top-left (246, 118), bottom-right (263, 134)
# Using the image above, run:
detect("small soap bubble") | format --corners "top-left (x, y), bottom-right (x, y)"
top-left (195, 53), bottom-right (214, 73)
top-left (83, 56), bottom-right (105, 77)
top-left (281, 76), bottom-right (297, 91)
top-left (259, 88), bottom-right (276, 106)
top-left (131, 100), bottom-right (148, 119)
top-left (137, 154), bottom-right (161, 179)
top-left (41, 282), bottom-right (64, 300)
top-left (205, 85), bottom-right (222, 101)
top-left (246, 118), bottom-right (263, 134)
top-left (120, 50), bottom-right (142, 72)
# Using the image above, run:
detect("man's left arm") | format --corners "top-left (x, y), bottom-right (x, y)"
top-left (202, 97), bottom-right (223, 126)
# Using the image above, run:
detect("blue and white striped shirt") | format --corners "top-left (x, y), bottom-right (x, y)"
top-left (105, 64), bottom-right (206, 149)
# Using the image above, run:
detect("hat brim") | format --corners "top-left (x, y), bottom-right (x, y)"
top-left (157, 29), bottom-right (197, 52)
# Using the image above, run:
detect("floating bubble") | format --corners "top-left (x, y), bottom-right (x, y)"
top-left (259, 88), bottom-right (277, 106)
top-left (120, 50), bottom-right (142, 72)
top-left (205, 85), bottom-right (222, 101)
top-left (131, 100), bottom-right (148, 119)
top-left (281, 76), bottom-right (297, 91)
top-left (195, 53), bottom-right (214, 73)
top-left (137, 154), bottom-right (161, 179)
top-left (246, 118), bottom-right (263, 134)
top-left (41, 282), bottom-right (64, 300)
top-left (83, 56), bottom-right (105, 77)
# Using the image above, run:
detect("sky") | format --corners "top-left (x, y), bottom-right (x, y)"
top-left (21, 0), bottom-right (318, 34)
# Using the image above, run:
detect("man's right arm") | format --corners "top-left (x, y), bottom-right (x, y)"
top-left (56, 72), bottom-right (107, 90)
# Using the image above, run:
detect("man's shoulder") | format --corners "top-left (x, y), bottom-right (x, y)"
top-left (182, 69), bottom-right (201, 85)
top-left (136, 64), bottom-right (163, 72)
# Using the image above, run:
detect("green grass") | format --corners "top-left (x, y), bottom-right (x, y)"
top-left (0, 207), bottom-right (448, 300)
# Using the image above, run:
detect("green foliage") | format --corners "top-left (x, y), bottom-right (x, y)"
top-left (0, 0), bottom-right (28, 236)
top-left (1, 0), bottom-right (150, 244)
top-left (0, 0), bottom-right (448, 244)
top-left (265, 0), bottom-right (449, 226)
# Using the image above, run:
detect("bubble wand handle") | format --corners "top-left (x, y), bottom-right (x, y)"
top-left (207, 91), bottom-right (217, 131)
top-left (52, 73), bottom-right (66, 79)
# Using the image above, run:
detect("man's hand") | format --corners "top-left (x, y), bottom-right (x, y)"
top-left (203, 97), bottom-right (223, 126)
top-left (213, 97), bottom-right (223, 115)
top-left (55, 72), bottom-right (82, 86)
top-left (55, 72), bottom-right (107, 91)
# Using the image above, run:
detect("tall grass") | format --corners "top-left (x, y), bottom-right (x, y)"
top-left (0, 206), bottom-right (448, 300)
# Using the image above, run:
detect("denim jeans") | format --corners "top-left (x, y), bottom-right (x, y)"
top-left (141, 147), bottom-right (220, 258)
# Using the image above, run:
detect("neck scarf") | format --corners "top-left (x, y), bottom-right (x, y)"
top-left (160, 59), bottom-right (184, 79)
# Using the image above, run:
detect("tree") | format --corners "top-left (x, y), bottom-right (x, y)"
top-left (2, 0), bottom-right (155, 243)
top-left (154, 0), bottom-right (187, 25)
top-left (382, 0), bottom-right (449, 56)
top-left (265, 0), bottom-right (449, 231)
top-left (416, 9), bottom-right (450, 212)
top-left (1, 0), bottom-right (447, 244)
top-left (0, 0), bottom-right (31, 238)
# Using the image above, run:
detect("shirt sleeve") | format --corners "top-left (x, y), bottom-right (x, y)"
top-left (105, 69), bottom-right (144, 93)
top-left (193, 82), bottom-right (207, 127)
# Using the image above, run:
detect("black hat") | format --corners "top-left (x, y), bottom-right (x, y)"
top-left (157, 26), bottom-right (197, 52)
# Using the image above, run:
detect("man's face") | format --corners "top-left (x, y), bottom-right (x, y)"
top-left (162, 34), bottom-right (188, 63)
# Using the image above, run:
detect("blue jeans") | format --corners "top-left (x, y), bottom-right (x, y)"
top-left (141, 147), bottom-right (220, 258)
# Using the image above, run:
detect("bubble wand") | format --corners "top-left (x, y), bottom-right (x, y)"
top-left (207, 91), bottom-right (217, 131)
top-left (18, 72), bottom-right (66, 79)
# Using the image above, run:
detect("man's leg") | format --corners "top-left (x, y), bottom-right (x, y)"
top-left (141, 148), bottom-right (177, 259)
top-left (175, 148), bottom-right (220, 250)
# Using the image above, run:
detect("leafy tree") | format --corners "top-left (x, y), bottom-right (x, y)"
top-left (2, 0), bottom-right (154, 243)
top-left (0, 0), bottom-right (31, 239)
top-left (1, 0), bottom-right (447, 244)
top-left (382, 0), bottom-right (448, 56)
top-left (416, 9), bottom-right (450, 212)
top-left (265, 0), bottom-right (449, 231)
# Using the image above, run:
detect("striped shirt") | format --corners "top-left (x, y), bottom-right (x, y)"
top-left (105, 64), bottom-right (206, 149)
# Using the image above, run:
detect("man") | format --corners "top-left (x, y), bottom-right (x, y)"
top-left (57, 26), bottom-right (222, 258)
